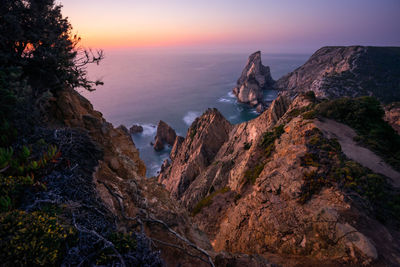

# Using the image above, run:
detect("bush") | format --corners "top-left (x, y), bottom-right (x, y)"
top-left (0, 210), bottom-right (76, 266)
top-left (192, 187), bottom-right (230, 216)
top-left (96, 232), bottom-right (137, 265)
top-left (300, 96), bottom-right (400, 170)
top-left (242, 164), bottom-right (264, 185)
top-left (259, 124), bottom-right (285, 157)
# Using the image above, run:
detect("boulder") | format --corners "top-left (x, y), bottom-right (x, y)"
top-left (153, 120), bottom-right (177, 151)
top-left (232, 51), bottom-right (275, 106)
top-left (129, 124), bottom-right (143, 134)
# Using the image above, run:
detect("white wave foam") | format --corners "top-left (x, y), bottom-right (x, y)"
top-left (218, 97), bottom-right (233, 103)
top-left (141, 123), bottom-right (157, 136)
top-left (227, 91), bottom-right (236, 98)
top-left (183, 111), bottom-right (201, 126)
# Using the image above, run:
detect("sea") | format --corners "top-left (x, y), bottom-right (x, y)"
top-left (81, 49), bottom-right (310, 177)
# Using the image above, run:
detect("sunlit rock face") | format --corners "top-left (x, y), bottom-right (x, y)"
top-left (232, 51), bottom-right (275, 107)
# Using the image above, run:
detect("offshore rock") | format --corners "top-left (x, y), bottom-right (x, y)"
top-left (233, 51), bottom-right (275, 106)
top-left (129, 124), bottom-right (144, 134)
top-left (153, 120), bottom-right (177, 151)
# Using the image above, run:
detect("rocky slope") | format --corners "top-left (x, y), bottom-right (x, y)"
top-left (50, 89), bottom-right (217, 266)
top-left (159, 92), bottom-right (400, 266)
top-left (232, 51), bottom-right (275, 107)
top-left (275, 46), bottom-right (400, 103)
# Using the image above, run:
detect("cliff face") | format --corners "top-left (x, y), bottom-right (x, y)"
top-left (275, 46), bottom-right (400, 103)
top-left (50, 89), bottom-right (215, 267)
top-left (232, 51), bottom-right (275, 107)
top-left (159, 92), bottom-right (400, 266)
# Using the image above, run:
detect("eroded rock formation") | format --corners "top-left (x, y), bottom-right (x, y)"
top-left (154, 120), bottom-right (177, 151)
top-left (232, 51), bottom-right (275, 107)
top-left (159, 92), bottom-right (400, 266)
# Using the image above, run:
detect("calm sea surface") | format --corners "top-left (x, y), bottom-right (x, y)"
top-left (81, 50), bottom-right (309, 176)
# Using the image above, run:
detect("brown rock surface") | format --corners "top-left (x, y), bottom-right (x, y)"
top-left (159, 93), bottom-right (400, 266)
top-left (154, 120), bottom-right (177, 151)
top-left (233, 51), bottom-right (275, 106)
top-left (50, 88), bottom-right (215, 266)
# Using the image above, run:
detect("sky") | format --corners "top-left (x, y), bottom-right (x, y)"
top-left (60, 0), bottom-right (400, 53)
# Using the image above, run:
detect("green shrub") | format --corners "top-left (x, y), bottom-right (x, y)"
top-left (303, 91), bottom-right (316, 101)
top-left (259, 124), bottom-right (285, 157)
top-left (315, 96), bottom-right (400, 169)
top-left (96, 232), bottom-right (137, 265)
top-left (242, 163), bottom-right (264, 185)
top-left (192, 187), bottom-right (230, 216)
top-left (0, 174), bottom-right (33, 211)
top-left (0, 210), bottom-right (76, 266)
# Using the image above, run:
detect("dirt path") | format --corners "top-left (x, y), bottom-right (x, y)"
top-left (315, 118), bottom-right (400, 187)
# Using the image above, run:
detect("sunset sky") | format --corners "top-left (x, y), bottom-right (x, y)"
top-left (60, 0), bottom-right (400, 53)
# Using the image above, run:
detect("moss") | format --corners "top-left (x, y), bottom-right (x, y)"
top-left (301, 153), bottom-right (320, 167)
top-left (191, 187), bottom-right (230, 216)
top-left (302, 110), bottom-right (317, 120)
top-left (242, 163), bottom-right (264, 185)
top-left (259, 124), bottom-right (285, 157)
top-left (0, 210), bottom-right (77, 266)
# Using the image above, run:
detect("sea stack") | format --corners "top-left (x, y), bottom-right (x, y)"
top-left (153, 120), bottom-right (177, 151)
top-left (232, 51), bottom-right (275, 107)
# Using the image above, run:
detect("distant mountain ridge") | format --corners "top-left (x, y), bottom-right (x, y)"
top-left (275, 46), bottom-right (400, 103)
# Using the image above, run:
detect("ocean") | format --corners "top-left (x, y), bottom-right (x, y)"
top-left (81, 49), bottom-right (310, 176)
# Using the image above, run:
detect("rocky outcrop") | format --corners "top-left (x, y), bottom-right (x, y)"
top-left (275, 46), bottom-right (400, 103)
top-left (233, 51), bottom-right (275, 106)
top-left (153, 120), bottom-right (177, 151)
top-left (159, 93), bottom-right (400, 266)
top-left (129, 124), bottom-right (143, 134)
top-left (50, 89), bottom-right (215, 266)
top-left (385, 102), bottom-right (400, 134)
top-left (158, 108), bottom-right (232, 201)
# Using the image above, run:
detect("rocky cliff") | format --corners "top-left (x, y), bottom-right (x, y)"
top-left (275, 46), bottom-right (400, 103)
top-left (232, 51), bottom-right (275, 107)
top-left (50, 89), bottom-right (217, 266)
top-left (159, 91), bottom-right (400, 266)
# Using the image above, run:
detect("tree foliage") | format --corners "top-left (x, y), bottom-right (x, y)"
top-left (0, 0), bottom-right (103, 94)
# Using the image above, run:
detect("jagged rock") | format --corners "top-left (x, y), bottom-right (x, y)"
top-left (256, 103), bottom-right (265, 113)
top-left (275, 46), bottom-right (400, 103)
top-left (233, 51), bottom-right (275, 106)
top-left (153, 120), bottom-right (177, 151)
top-left (51, 88), bottom-right (214, 267)
top-left (129, 124), bottom-right (144, 134)
top-left (158, 108), bottom-right (232, 199)
top-left (117, 124), bottom-right (129, 135)
top-left (160, 159), bottom-right (170, 173)
top-left (159, 92), bottom-right (400, 265)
